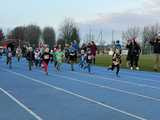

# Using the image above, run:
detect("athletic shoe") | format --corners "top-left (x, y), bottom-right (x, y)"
top-left (136, 67), bottom-right (139, 70)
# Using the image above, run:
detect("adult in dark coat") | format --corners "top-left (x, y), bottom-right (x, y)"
top-left (126, 39), bottom-right (132, 67)
top-left (150, 33), bottom-right (160, 71)
top-left (90, 41), bottom-right (97, 65)
top-left (126, 38), bottom-right (141, 70)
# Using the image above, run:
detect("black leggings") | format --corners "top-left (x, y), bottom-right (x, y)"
top-left (108, 64), bottom-right (120, 75)
top-left (130, 55), bottom-right (139, 67)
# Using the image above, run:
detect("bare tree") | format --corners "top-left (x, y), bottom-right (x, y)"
top-left (98, 31), bottom-right (106, 52)
top-left (141, 24), bottom-right (160, 54)
top-left (142, 23), bottom-right (160, 44)
top-left (59, 18), bottom-right (80, 45)
top-left (122, 27), bottom-right (140, 45)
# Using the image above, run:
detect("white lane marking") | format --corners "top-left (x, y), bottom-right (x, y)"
top-left (70, 64), bottom-right (160, 83)
top-left (94, 66), bottom-right (160, 78)
top-left (70, 71), bottom-right (160, 90)
top-left (0, 87), bottom-right (43, 120)
top-left (2, 68), bottom-right (148, 120)
top-left (121, 71), bottom-right (160, 79)
top-left (38, 71), bottom-right (160, 103)
top-left (103, 69), bottom-right (160, 84)
top-left (123, 75), bottom-right (160, 84)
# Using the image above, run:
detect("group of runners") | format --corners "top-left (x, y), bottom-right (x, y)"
top-left (2, 34), bottom-right (160, 77)
top-left (4, 41), bottom-right (100, 75)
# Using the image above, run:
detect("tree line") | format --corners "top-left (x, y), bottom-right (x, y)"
top-left (0, 18), bottom-right (80, 49)
top-left (122, 23), bottom-right (160, 44)
top-left (122, 23), bottom-right (160, 54)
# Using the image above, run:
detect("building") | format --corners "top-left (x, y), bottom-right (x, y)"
top-left (0, 39), bottom-right (20, 51)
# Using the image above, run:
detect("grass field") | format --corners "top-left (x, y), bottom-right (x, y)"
top-left (96, 54), bottom-right (158, 72)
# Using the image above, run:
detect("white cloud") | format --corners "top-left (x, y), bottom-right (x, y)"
top-left (142, 0), bottom-right (160, 13)
top-left (79, 0), bottom-right (160, 43)
top-left (143, 0), bottom-right (160, 7)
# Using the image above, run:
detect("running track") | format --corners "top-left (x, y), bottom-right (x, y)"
top-left (0, 57), bottom-right (160, 120)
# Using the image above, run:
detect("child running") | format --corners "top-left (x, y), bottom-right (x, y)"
top-left (79, 49), bottom-right (86, 69)
top-left (34, 48), bottom-right (41, 67)
top-left (26, 47), bottom-right (35, 71)
top-left (54, 48), bottom-right (64, 71)
top-left (69, 45), bottom-right (76, 71)
top-left (50, 50), bottom-right (54, 63)
top-left (6, 47), bottom-right (13, 69)
top-left (41, 48), bottom-right (51, 75)
top-left (52, 46), bottom-right (58, 68)
top-left (16, 47), bottom-right (22, 62)
top-left (64, 44), bottom-right (70, 63)
top-left (108, 48), bottom-right (121, 77)
top-left (84, 48), bottom-right (92, 73)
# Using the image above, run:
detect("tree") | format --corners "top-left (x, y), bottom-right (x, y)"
top-left (59, 18), bottom-right (80, 45)
top-left (142, 24), bottom-right (160, 44)
top-left (71, 27), bottom-right (80, 44)
top-left (122, 27), bottom-right (140, 45)
top-left (0, 29), bottom-right (5, 41)
top-left (42, 27), bottom-right (56, 49)
top-left (24, 25), bottom-right (41, 47)
top-left (9, 26), bottom-right (26, 41)
top-left (57, 38), bottom-right (65, 49)
top-left (141, 24), bottom-right (160, 54)
top-left (98, 31), bottom-right (105, 47)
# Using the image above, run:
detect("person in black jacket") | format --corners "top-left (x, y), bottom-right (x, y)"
top-left (150, 33), bottom-right (160, 71)
top-left (126, 38), bottom-right (141, 70)
top-left (126, 39), bottom-right (132, 67)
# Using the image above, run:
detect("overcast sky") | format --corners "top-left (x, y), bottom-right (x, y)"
top-left (0, 0), bottom-right (160, 43)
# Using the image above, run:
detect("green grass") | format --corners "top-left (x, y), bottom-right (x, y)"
top-left (96, 54), bottom-right (158, 72)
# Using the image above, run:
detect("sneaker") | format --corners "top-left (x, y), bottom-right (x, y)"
top-left (130, 67), bottom-right (133, 70)
top-left (136, 67), bottom-right (139, 70)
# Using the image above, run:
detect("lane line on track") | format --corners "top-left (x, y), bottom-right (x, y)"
top-left (94, 65), bottom-right (160, 78)
top-left (5, 62), bottom-right (158, 103)
top-left (3, 69), bottom-right (147, 120)
top-left (1, 68), bottom-right (147, 120)
top-left (96, 68), bottom-right (160, 84)
top-left (36, 70), bottom-right (160, 103)
top-left (2, 61), bottom-right (160, 91)
top-left (0, 87), bottom-right (43, 120)
top-left (69, 71), bottom-right (160, 91)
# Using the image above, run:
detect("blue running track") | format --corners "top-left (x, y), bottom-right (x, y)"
top-left (0, 57), bottom-right (160, 120)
